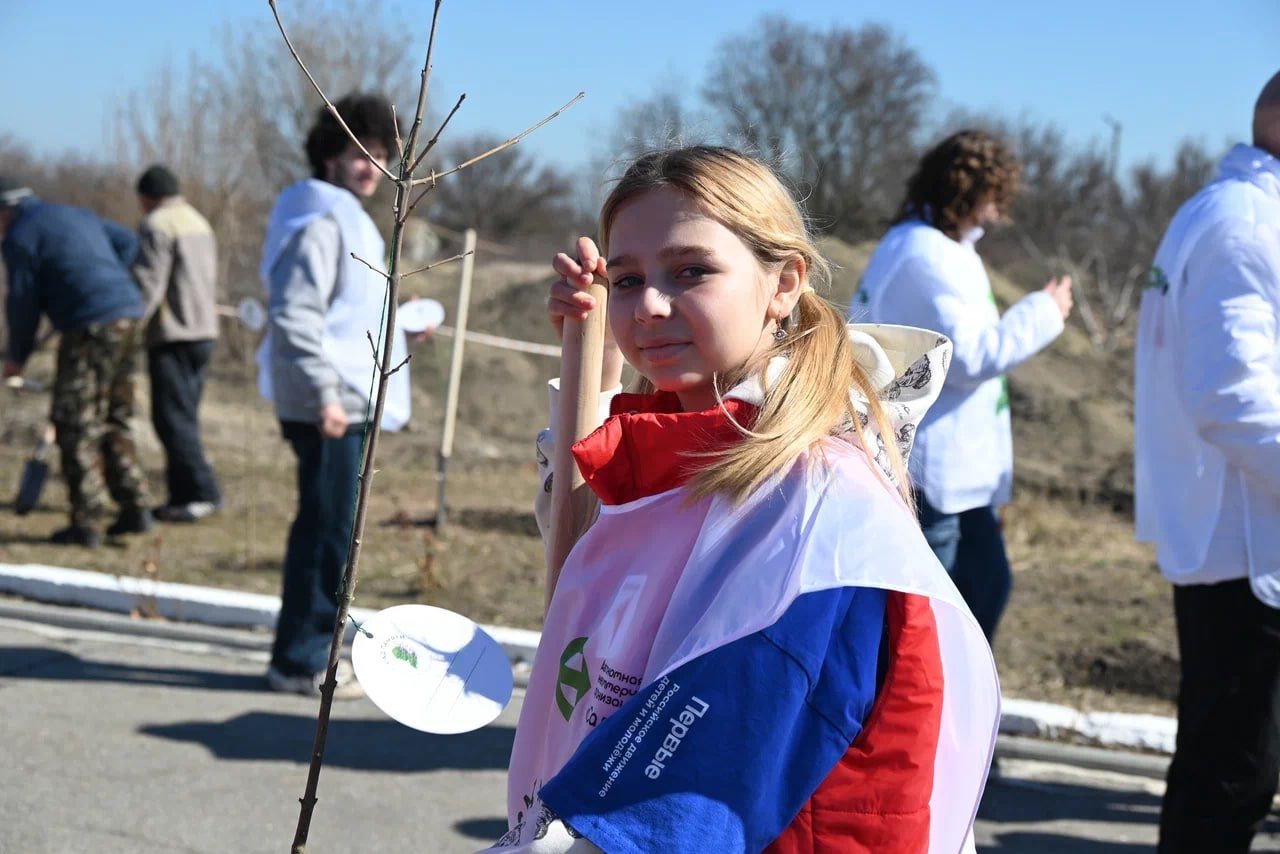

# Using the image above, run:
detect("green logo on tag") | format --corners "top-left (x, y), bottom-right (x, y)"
top-left (555, 636), bottom-right (591, 722)
top-left (996, 376), bottom-right (1009, 413)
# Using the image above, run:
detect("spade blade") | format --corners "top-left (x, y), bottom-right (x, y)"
top-left (15, 458), bottom-right (48, 515)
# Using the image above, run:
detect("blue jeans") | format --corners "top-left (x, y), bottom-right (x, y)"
top-left (269, 421), bottom-right (365, 676)
top-left (915, 493), bottom-right (1012, 642)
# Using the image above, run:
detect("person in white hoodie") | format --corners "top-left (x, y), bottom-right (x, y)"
top-left (1135, 71), bottom-right (1280, 853)
top-left (851, 129), bottom-right (1073, 641)
top-left (258, 93), bottom-right (410, 698)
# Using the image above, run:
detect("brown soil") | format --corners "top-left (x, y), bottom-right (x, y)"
top-left (0, 242), bottom-right (1174, 716)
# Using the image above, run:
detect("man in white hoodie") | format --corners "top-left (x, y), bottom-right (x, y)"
top-left (853, 130), bottom-right (1073, 642)
top-left (258, 93), bottom-right (410, 698)
top-left (1135, 71), bottom-right (1280, 852)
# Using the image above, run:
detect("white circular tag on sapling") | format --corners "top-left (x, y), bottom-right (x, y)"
top-left (351, 604), bottom-right (513, 734)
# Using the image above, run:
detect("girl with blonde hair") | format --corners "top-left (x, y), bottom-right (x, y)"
top-left (488, 146), bottom-right (999, 853)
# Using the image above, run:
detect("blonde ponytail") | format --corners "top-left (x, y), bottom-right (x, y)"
top-left (688, 292), bottom-right (912, 506)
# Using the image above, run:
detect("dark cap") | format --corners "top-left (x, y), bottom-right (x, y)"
top-left (137, 165), bottom-right (180, 198)
top-left (0, 176), bottom-right (34, 209)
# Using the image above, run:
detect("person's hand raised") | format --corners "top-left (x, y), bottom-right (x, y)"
top-left (549, 236), bottom-right (623, 390)
top-left (1043, 275), bottom-right (1074, 320)
top-left (549, 236), bottom-right (608, 339)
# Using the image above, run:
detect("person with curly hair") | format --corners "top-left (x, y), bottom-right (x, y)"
top-left (850, 129), bottom-right (1073, 641)
top-left (257, 92), bottom-right (410, 697)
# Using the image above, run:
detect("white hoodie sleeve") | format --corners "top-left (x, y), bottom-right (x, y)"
top-left (1176, 220), bottom-right (1280, 498)
top-left (891, 253), bottom-right (1064, 389)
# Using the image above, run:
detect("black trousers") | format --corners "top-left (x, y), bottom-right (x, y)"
top-left (148, 340), bottom-right (220, 506)
top-left (1159, 579), bottom-right (1280, 852)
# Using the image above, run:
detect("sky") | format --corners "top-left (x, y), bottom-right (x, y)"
top-left (1, 0), bottom-right (1276, 177)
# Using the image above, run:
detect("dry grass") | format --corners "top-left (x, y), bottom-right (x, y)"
top-left (999, 496), bottom-right (1174, 715)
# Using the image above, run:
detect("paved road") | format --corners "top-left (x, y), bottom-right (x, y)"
top-left (3, 603), bottom-right (1279, 853)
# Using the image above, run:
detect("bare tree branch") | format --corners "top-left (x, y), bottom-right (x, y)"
top-left (408, 92), bottom-right (466, 174)
top-left (400, 0), bottom-right (443, 167)
top-left (388, 353), bottom-right (412, 375)
top-left (406, 170), bottom-right (438, 215)
top-left (401, 250), bottom-right (471, 280)
top-left (390, 103), bottom-right (404, 162)
top-left (410, 92), bottom-right (584, 187)
top-left (422, 131), bottom-right (578, 242)
top-left (350, 252), bottom-right (389, 278)
top-left (267, 0), bottom-right (397, 180)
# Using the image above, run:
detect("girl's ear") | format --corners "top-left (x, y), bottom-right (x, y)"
top-left (767, 256), bottom-right (807, 323)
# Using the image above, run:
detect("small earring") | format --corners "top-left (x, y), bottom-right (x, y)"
top-left (773, 326), bottom-right (788, 342)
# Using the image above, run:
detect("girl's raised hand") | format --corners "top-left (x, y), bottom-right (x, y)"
top-left (549, 236), bottom-right (623, 391)
top-left (549, 236), bottom-right (608, 340)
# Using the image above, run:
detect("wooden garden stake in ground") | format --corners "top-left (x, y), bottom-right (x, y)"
top-left (266, 2), bottom-right (581, 851)
top-left (241, 321), bottom-right (258, 574)
top-left (435, 227), bottom-right (477, 530)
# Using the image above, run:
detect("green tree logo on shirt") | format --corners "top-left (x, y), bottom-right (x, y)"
top-left (555, 636), bottom-right (591, 722)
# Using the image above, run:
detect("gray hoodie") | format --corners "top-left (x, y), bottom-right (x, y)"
top-left (264, 214), bottom-right (370, 423)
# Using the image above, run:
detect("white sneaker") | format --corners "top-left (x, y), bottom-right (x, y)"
top-left (266, 659), bottom-right (364, 700)
top-left (155, 501), bottom-right (220, 523)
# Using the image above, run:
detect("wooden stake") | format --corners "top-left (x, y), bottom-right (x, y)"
top-left (435, 227), bottom-right (477, 530)
top-left (546, 277), bottom-right (608, 608)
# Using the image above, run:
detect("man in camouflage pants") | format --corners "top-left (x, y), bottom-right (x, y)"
top-left (2, 177), bottom-right (153, 546)
top-left (51, 322), bottom-right (152, 537)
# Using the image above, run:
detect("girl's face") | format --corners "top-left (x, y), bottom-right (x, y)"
top-left (605, 186), bottom-right (803, 412)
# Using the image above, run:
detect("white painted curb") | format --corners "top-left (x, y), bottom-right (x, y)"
top-left (1001, 697), bottom-right (1177, 755)
top-left (0, 562), bottom-right (541, 666)
top-left (0, 562), bottom-right (1175, 753)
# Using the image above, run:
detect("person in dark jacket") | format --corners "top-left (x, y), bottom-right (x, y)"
top-left (1, 177), bottom-right (154, 546)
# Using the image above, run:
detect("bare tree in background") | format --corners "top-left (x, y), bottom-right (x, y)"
top-left (426, 132), bottom-right (576, 244)
top-left (111, 0), bottom-right (421, 300)
top-left (0, 134), bottom-right (135, 224)
top-left (573, 84), bottom-right (711, 229)
top-left (939, 111), bottom-right (1219, 351)
top-left (703, 17), bottom-right (935, 240)
top-left (605, 85), bottom-right (705, 159)
top-left (114, 0), bottom-right (418, 193)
